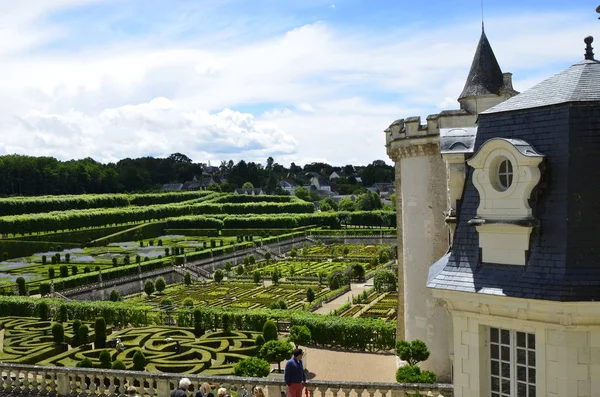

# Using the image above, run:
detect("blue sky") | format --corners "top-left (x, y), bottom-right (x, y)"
top-left (0, 0), bottom-right (597, 166)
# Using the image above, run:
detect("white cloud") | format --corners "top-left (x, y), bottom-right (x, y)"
top-left (0, 4), bottom-right (595, 166)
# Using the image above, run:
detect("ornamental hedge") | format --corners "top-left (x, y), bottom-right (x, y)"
top-left (0, 192), bottom-right (213, 216)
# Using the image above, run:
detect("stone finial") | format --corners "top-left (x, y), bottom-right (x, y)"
top-left (585, 36), bottom-right (595, 60)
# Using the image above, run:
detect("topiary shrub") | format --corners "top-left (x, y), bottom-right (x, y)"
top-left (16, 277), bottom-right (26, 296)
top-left (58, 303), bottom-right (68, 322)
top-left (183, 298), bottom-right (194, 308)
top-left (132, 350), bottom-right (146, 371)
top-left (394, 339), bottom-right (436, 383)
top-left (222, 313), bottom-right (232, 334)
top-left (262, 320), bottom-right (278, 342)
top-left (94, 317), bottom-right (107, 348)
top-left (48, 267), bottom-right (55, 279)
top-left (71, 320), bottom-right (81, 347)
top-left (193, 308), bottom-right (204, 337)
top-left (155, 277), bottom-right (166, 294)
top-left (144, 280), bottom-right (154, 296)
top-left (306, 288), bottom-right (315, 303)
top-left (42, 255), bottom-right (47, 265)
top-left (52, 323), bottom-right (64, 345)
top-left (234, 357), bottom-right (271, 377)
top-left (59, 265), bottom-right (68, 278)
top-left (255, 334), bottom-right (265, 348)
top-left (99, 349), bottom-right (112, 369)
top-left (77, 357), bottom-right (93, 368)
top-left (65, 253), bottom-right (71, 263)
top-left (253, 270), bottom-right (261, 284)
top-left (37, 301), bottom-right (49, 320)
top-left (184, 271), bottom-right (192, 285)
top-left (109, 289), bottom-right (120, 302)
top-left (214, 269), bottom-right (224, 283)
top-left (136, 255), bottom-right (141, 264)
top-left (40, 282), bottom-right (51, 296)
top-left (111, 360), bottom-right (126, 370)
top-left (71, 265), bottom-right (78, 275)
top-left (84, 266), bottom-right (91, 273)
top-left (112, 258), bottom-right (118, 267)
top-left (395, 365), bottom-right (437, 383)
top-left (158, 239), bottom-right (163, 246)
top-left (78, 324), bottom-right (90, 346)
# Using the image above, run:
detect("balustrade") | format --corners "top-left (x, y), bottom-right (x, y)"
top-left (0, 363), bottom-right (452, 397)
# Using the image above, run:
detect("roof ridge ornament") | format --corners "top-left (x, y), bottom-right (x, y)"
top-left (585, 36), bottom-right (595, 61)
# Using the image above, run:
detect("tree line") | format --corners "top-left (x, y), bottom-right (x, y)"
top-left (0, 153), bottom-right (393, 196)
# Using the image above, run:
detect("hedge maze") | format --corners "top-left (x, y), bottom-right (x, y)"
top-left (0, 317), bottom-right (259, 375)
top-left (137, 283), bottom-right (327, 310)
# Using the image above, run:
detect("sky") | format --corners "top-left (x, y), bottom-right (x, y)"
top-left (0, 1), bottom-right (598, 167)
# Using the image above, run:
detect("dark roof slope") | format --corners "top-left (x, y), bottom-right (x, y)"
top-left (458, 30), bottom-right (505, 100)
top-left (483, 59), bottom-right (600, 114)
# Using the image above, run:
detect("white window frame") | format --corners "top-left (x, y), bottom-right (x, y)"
top-left (497, 158), bottom-right (514, 191)
top-left (489, 327), bottom-right (536, 397)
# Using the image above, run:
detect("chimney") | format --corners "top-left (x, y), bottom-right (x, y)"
top-left (503, 72), bottom-right (514, 90)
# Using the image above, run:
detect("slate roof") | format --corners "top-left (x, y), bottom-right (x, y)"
top-left (428, 49), bottom-right (600, 302)
top-left (458, 30), bottom-right (505, 100)
top-left (484, 59), bottom-right (600, 114)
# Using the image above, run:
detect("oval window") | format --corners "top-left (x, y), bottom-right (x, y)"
top-left (497, 158), bottom-right (513, 191)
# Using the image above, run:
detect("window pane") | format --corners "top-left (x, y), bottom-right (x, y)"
top-left (529, 368), bottom-right (536, 383)
top-left (500, 175), bottom-right (507, 188)
top-left (491, 376), bottom-right (500, 391)
top-left (501, 329), bottom-right (510, 344)
top-left (528, 385), bottom-right (536, 396)
top-left (502, 362), bottom-right (510, 378)
top-left (502, 379), bottom-right (511, 394)
top-left (517, 382), bottom-right (527, 397)
top-left (517, 365), bottom-right (527, 381)
top-left (527, 333), bottom-right (535, 349)
top-left (491, 360), bottom-right (499, 375)
top-left (491, 327), bottom-right (499, 342)
top-left (492, 394), bottom-right (500, 397)
top-left (499, 160), bottom-right (507, 173)
top-left (507, 161), bottom-right (513, 173)
top-left (528, 350), bottom-right (536, 366)
top-left (507, 174), bottom-right (513, 187)
top-left (517, 348), bottom-right (526, 364)
top-left (501, 346), bottom-right (510, 361)
top-left (517, 332), bottom-right (526, 347)
top-left (491, 344), bottom-right (499, 359)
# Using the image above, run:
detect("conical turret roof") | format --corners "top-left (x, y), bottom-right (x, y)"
top-left (458, 29), bottom-right (504, 100)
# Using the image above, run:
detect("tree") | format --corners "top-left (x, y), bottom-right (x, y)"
top-left (52, 323), bottom-right (65, 345)
top-left (379, 250), bottom-right (390, 264)
top-left (48, 267), bottom-right (55, 279)
top-left (40, 282), bottom-right (51, 296)
top-left (374, 269), bottom-right (397, 292)
top-left (235, 265), bottom-right (245, 276)
top-left (328, 270), bottom-right (347, 290)
top-left (343, 247), bottom-right (350, 257)
top-left (109, 289), bottom-right (121, 302)
top-left (59, 265), bottom-right (69, 278)
top-left (242, 182), bottom-right (255, 189)
top-left (234, 357), bottom-right (271, 377)
top-left (144, 280), bottom-right (155, 296)
top-left (133, 350), bottom-right (146, 371)
top-left (58, 303), bottom-right (68, 322)
top-left (94, 317), bottom-right (107, 349)
top-left (214, 269), bottom-right (225, 283)
top-left (183, 298), bottom-right (194, 308)
top-left (16, 277), bottom-right (26, 296)
top-left (77, 358), bottom-right (93, 368)
top-left (255, 334), bottom-right (265, 347)
top-left (253, 270), bottom-right (262, 284)
top-left (264, 251), bottom-right (271, 264)
top-left (351, 264), bottom-right (365, 281)
top-left (184, 271), bottom-right (192, 285)
top-left (262, 320), bottom-right (278, 342)
top-left (339, 197), bottom-right (356, 212)
top-left (99, 349), bottom-right (112, 369)
top-left (295, 186), bottom-right (311, 202)
top-left (306, 288), bottom-right (315, 303)
top-left (224, 262), bottom-right (232, 273)
top-left (289, 325), bottom-right (311, 348)
top-left (271, 269), bottom-right (280, 285)
top-left (259, 340), bottom-right (293, 372)
top-left (395, 340), bottom-right (436, 383)
top-left (78, 324), bottom-right (90, 346)
top-left (155, 277), bottom-right (166, 294)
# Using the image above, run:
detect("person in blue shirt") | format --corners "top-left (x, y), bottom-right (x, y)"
top-left (284, 348), bottom-right (306, 397)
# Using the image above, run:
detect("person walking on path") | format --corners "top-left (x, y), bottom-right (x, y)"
top-left (171, 378), bottom-right (191, 397)
top-left (284, 348), bottom-right (306, 397)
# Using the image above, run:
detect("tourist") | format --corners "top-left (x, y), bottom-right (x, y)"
top-left (252, 386), bottom-right (265, 397)
top-left (175, 340), bottom-right (182, 354)
top-left (284, 348), bottom-right (306, 397)
top-left (195, 383), bottom-right (214, 397)
top-left (216, 387), bottom-right (228, 397)
top-left (171, 378), bottom-right (192, 397)
top-left (127, 386), bottom-right (140, 397)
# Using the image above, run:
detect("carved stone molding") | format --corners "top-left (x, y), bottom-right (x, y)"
top-left (388, 142), bottom-right (441, 161)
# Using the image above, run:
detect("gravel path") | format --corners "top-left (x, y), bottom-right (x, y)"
top-left (314, 282), bottom-right (371, 314)
top-left (289, 347), bottom-right (397, 383)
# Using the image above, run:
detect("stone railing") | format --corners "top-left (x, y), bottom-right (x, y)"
top-left (60, 267), bottom-right (173, 296)
top-left (0, 363), bottom-right (453, 397)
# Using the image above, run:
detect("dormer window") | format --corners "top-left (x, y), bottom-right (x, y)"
top-left (496, 158), bottom-right (513, 191)
top-left (467, 139), bottom-right (544, 265)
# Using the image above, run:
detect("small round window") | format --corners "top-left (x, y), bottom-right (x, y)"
top-left (497, 158), bottom-right (513, 191)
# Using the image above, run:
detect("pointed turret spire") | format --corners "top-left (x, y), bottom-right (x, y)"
top-left (458, 30), bottom-right (504, 101)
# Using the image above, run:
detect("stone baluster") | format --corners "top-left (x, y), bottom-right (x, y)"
top-left (389, 387), bottom-right (406, 397)
top-left (22, 368), bottom-right (31, 393)
top-left (305, 383), bottom-right (317, 397)
top-left (108, 374), bottom-right (116, 396)
top-left (117, 375), bottom-right (127, 396)
top-left (98, 373), bottom-right (108, 397)
top-left (30, 369), bottom-right (39, 394)
top-left (339, 387), bottom-right (353, 397)
top-left (70, 372), bottom-right (79, 396)
top-left (147, 376), bottom-right (156, 397)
